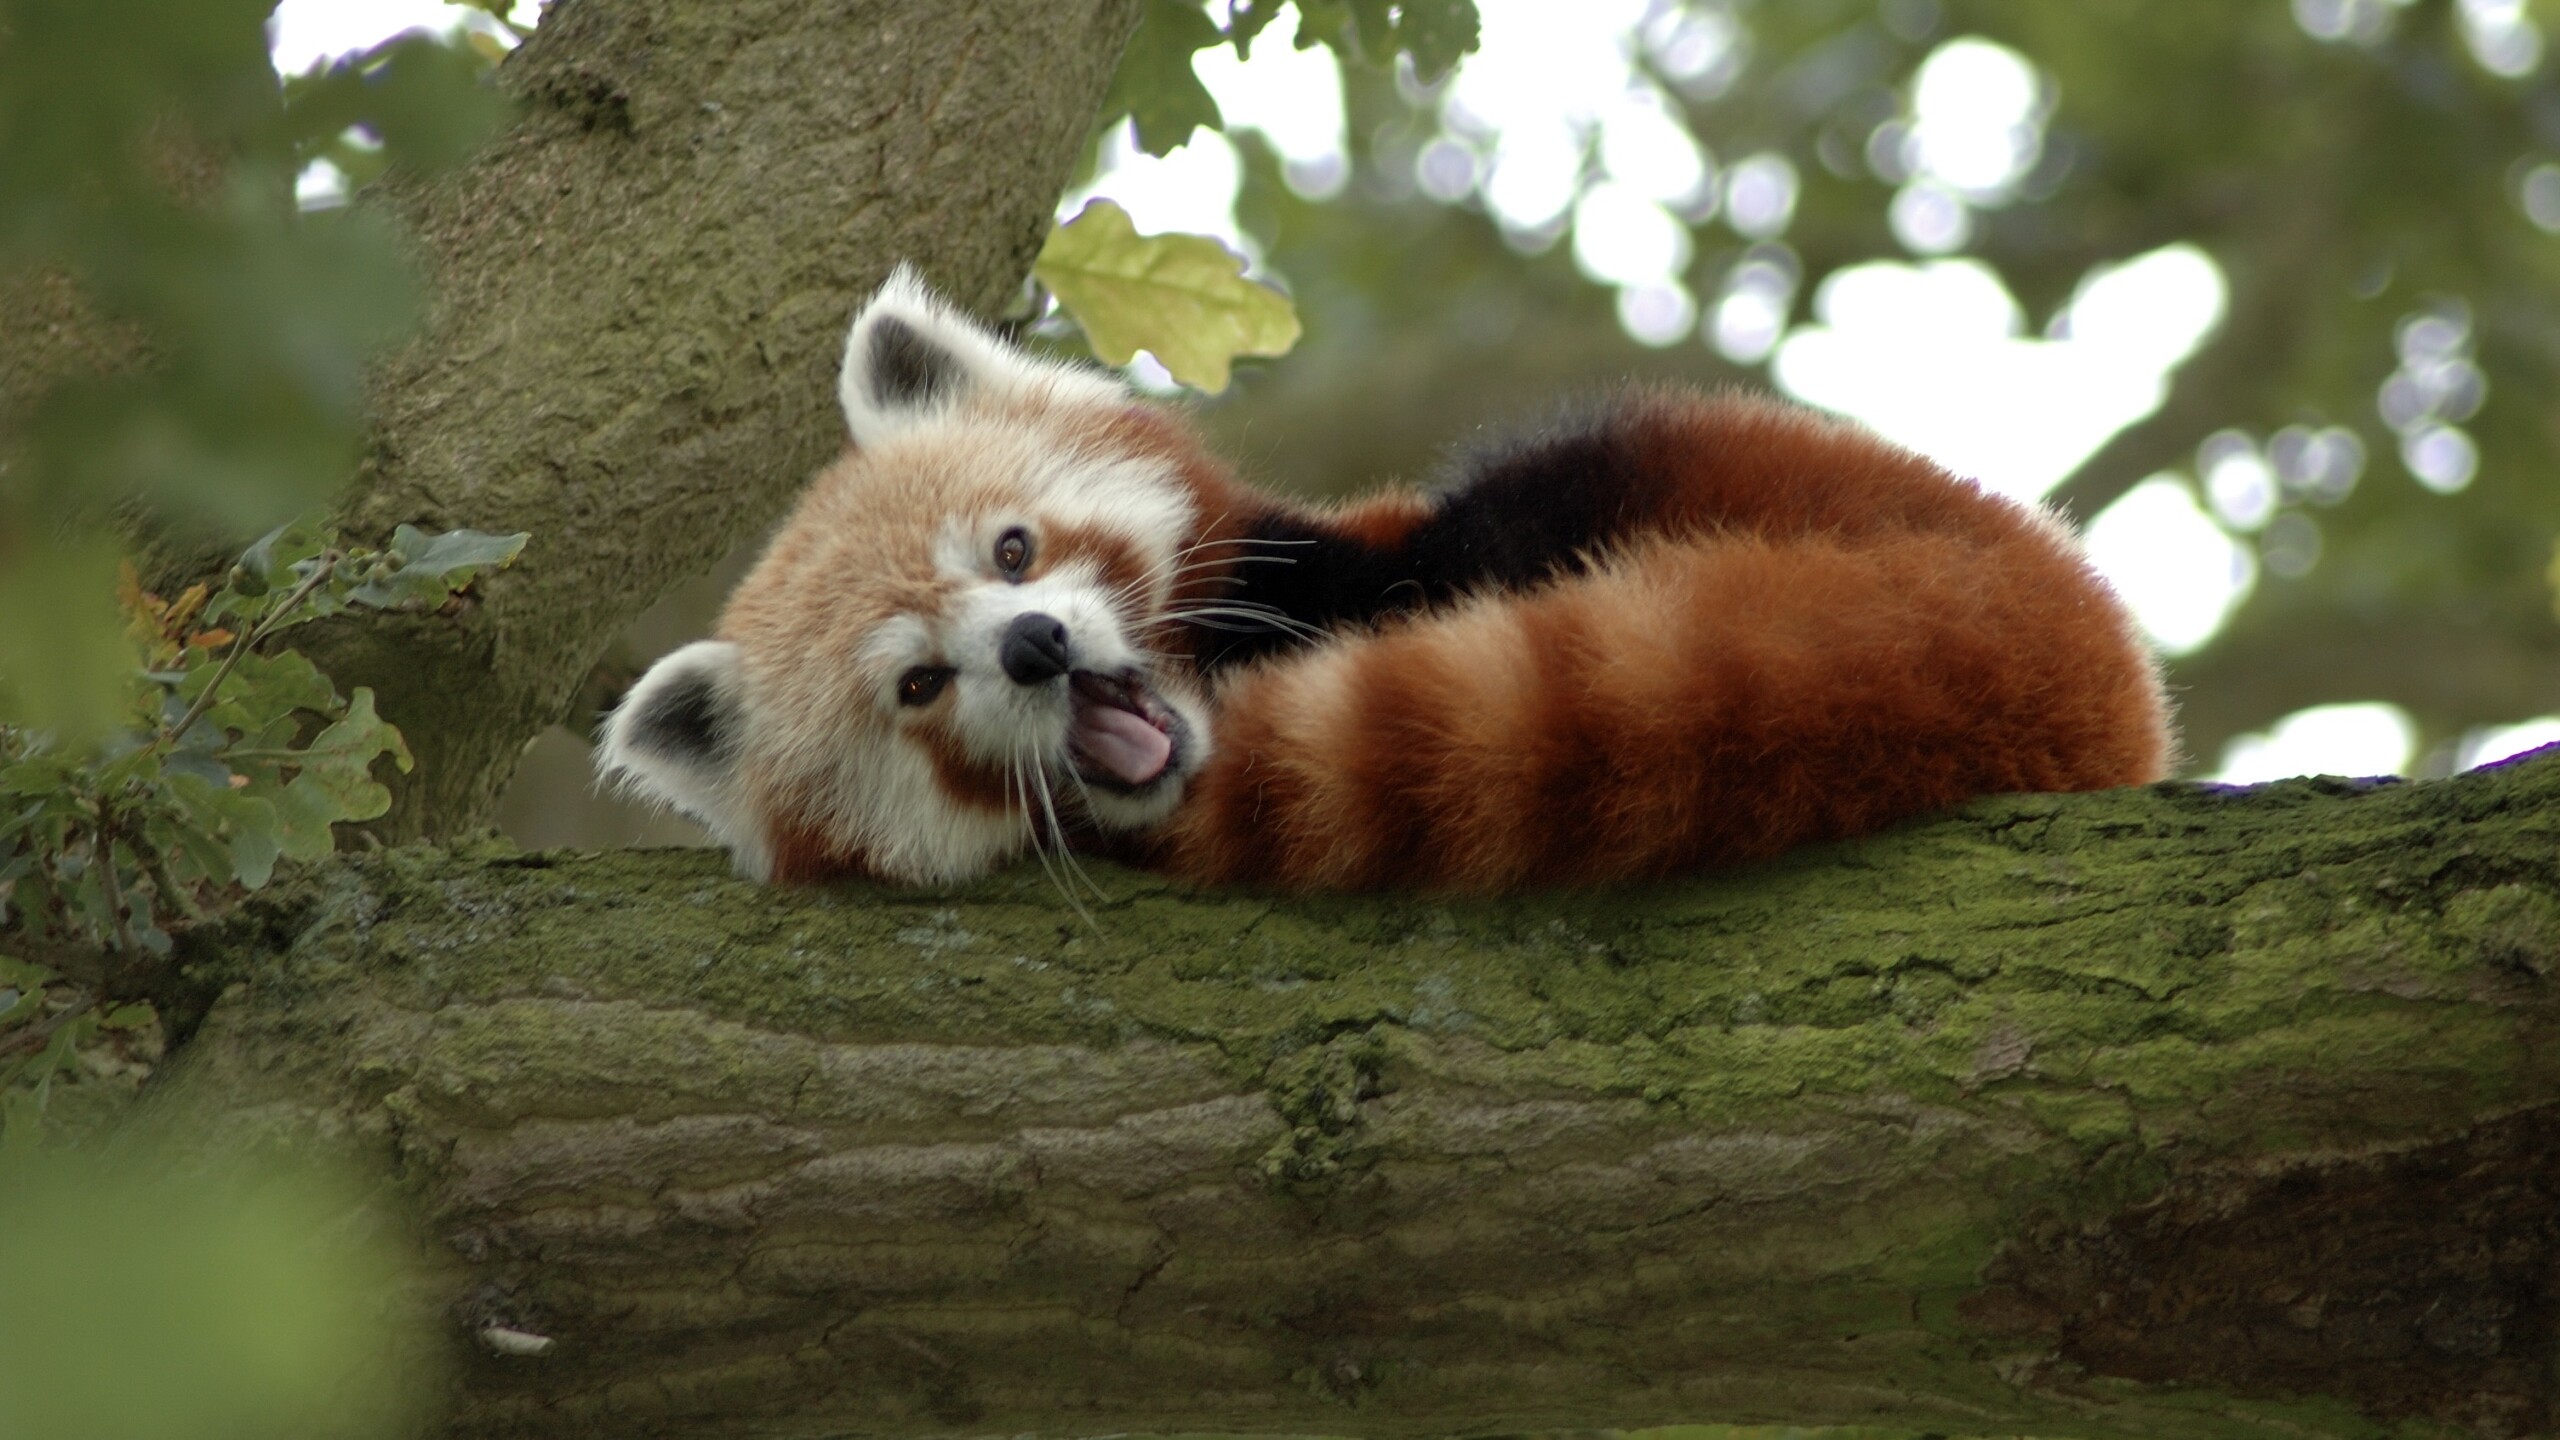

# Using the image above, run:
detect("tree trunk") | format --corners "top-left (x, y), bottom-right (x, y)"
top-left (165, 752), bottom-right (2560, 1440)
top-left (297, 0), bottom-right (1140, 840)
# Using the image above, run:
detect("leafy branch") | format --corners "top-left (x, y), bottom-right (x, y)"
top-left (0, 518), bottom-right (526, 1147)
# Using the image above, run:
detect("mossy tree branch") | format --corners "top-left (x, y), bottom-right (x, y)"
top-left (167, 752), bottom-right (2560, 1440)
top-left (295, 0), bottom-right (1141, 840)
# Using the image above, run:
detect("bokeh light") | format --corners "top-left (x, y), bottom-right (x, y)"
top-left (1906, 38), bottom-right (2044, 199)
top-left (1773, 246), bottom-right (2227, 502)
top-left (1600, 89), bottom-right (1713, 210)
top-left (2402, 424), bottom-right (2480, 493)
top-left (1889, 178), bottom-right (1971, 253)
top-left (2372, 300), bottom-right (2486, 494)
top-left (2517, 162), bottom-right (2560, 231)
top-left (2083, 477), bottom-right (2256, 655)
top-left (1065, 127), bottom-right (1253, 263)
top-left (1571, 180), bottom-right (1692, 287)
top-left (1194, 21), bottom-right (1349, 199)
top-left (2461, 716), bottom-right (2560, 769)
top-left (1617, 282), bottom-right (1700, 348)
top-left (2261, 511), bottom-right (2324, 578)
top-left (2216, 701), bottom-right (2419, 782)
top-left (2200, 430), bottom-right (2277, 530)
top-left (1710, 246), bottom-right (1799, 363)
top-left (2292, 0), bottom-right (2412, 47)
top-left (2457, 0), bottom-right (2544, 77)
top-left (1723, 152), bottom-right (1799, 238)
top-left (268, 0), bottom-right (532, 72)
top-left (1642, 3), bottom-right (1749, 97)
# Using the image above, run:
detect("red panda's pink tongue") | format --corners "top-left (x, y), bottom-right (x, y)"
top-left (1072, 702), bottom-right (1172, 786)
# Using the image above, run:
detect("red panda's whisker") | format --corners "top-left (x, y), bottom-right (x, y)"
top-left (1027, 748), bottom-right (1106, 921)
top-left (1010, 741), bottom-right (1096, 929)
top-left (1156, 604), bottom-right (1331, 642)
top-left (1039, 764), bottom-right (1108, 903)
top-left (1110, 550), bottom-right (1296, 605)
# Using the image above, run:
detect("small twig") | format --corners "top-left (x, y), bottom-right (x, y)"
top-left (0, 988), bottom-right (96, 1066)
top-left (125, 827), bottom-right (198, 928)
top-left (91, 805), bottom-right (140, 957)
top-left (159, 552), bottom-right (340, 749)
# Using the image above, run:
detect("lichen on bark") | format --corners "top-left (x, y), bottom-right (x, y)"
top-left (160, 752), bottom-right (2560, 1439)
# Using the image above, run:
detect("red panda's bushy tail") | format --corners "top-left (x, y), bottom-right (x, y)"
top-left (1154, 392), bottom-right (2172, 892)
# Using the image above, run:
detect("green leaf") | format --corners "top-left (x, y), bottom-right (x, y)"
top-left (268, 688), bottom-right (413, 861)
top-left (174, 776), bottom-right (283, 890)
top-left (1035, 200), bottom-right (1302, 392)
top-left (181, 648), bottom-right (336, 738)
top-left (270, 780), bottom-right (345, 864)
top-left (344, 525), bottom-right (529, 610)
top-left (236, 521), bottom-right (327, 594)
top-left (224, 798), bottom-right (283, 891)
top-left (0, 750), bottom-right (81, 802)
top-left (1101, 0), bottom-right (1226, 156)
top-left (0, 957), bottom-right (54, 1027)
top-left (153, 806), bottom-right (238, 890)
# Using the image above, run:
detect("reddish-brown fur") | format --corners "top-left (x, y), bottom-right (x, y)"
top-left (689, 351), bottom-right (2166, 894)
top-left (1127, 390), bottom-right (2170, 892)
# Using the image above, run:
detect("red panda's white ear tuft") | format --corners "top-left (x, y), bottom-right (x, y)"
top-left (837, 264), bottom-right (1127, 447)
top-left (595, 640), bottom-right (768, 878)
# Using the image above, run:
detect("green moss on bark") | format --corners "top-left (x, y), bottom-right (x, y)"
top-left (162, 757), bottom-right (2560, 1438)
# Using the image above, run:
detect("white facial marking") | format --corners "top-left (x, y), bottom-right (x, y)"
top-left (651, 267), bottom-right (1227, 886)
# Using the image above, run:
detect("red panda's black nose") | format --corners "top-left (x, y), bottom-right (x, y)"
top-left (1000, 613), bottom-right (1071, 686)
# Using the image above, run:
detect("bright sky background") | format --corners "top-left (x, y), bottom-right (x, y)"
top-left (277, 0), bottom-right (2560, 784)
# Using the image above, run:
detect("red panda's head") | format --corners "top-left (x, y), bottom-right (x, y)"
top-left (597, 268), bottom-right (1223, 885)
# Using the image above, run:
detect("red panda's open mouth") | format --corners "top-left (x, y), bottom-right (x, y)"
top-left (1067, 669), bottom-right (1177, 791)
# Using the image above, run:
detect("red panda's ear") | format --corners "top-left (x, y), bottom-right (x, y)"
top-left (836, 263), bottom-right (1128, 448)
top-left (596, 640), bottom-right (757, 865)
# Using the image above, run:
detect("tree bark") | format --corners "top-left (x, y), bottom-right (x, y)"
top-left (166, 751), bottom-right (2560, 1440)
top-left (298, 0), bottom-right (1140, 840)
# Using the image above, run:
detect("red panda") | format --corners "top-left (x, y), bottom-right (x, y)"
top-left (597, 267), bottom-right (2172, 894)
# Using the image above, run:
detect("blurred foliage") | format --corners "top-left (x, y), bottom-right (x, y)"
top-left (0, 14), bottom-right (512, 1434)
top-left (1152, 0), bottom-right (2560, 772)
top-left (0, 0), bottom-right (506, 735)
top-left (0, 0), bottom-right (524, 1208)
top-left (1038, 199), bottom-right (1304, 389)
top-left (1107, 0), bottom-right (1235, 156)
top-left (1104, 0), bottom-right (1482, 155)
top-left (0, 1132), bottom-right (434, 1440)
top-left (0, 520), bottom-right (524, 1148)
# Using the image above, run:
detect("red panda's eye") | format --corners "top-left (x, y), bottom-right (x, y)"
top-left (897, 666), bottom-right (954, 706)
top-left (994, 527), bottom-right (1032, 578)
